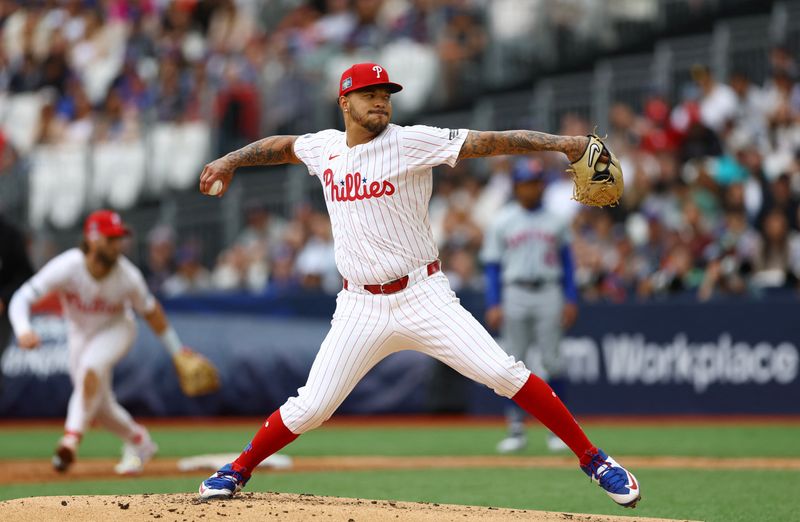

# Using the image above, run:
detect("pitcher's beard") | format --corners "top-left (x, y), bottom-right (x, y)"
top-left (350, 106), bottom-right (388, 135)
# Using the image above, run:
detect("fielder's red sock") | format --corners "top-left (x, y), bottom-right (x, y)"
top-left (512, 374), bottom-right (596, 461)
top-left (232, 409), bottom-right (298, 477)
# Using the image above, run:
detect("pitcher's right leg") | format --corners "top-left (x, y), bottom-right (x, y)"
top-left (200, 290), bottom-right (397, 500)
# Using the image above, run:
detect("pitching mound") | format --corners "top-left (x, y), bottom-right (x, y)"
top-left (0, 492), bottom-right (691, 521)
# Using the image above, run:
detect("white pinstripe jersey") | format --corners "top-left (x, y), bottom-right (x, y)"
top-left (12, 248), bottom-right (156, 337)
top-left (294, 124), bottom-right (468, 285)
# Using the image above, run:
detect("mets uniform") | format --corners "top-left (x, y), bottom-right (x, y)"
top-left (481, 163), bottom-right (578, 449)
top-left (9, 248), bottom-right (155, 442)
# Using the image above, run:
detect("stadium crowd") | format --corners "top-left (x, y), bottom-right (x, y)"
top-left (1, 0), bottom-right (799, 302)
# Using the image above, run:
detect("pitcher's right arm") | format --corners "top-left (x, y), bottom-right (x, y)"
top-left (199, 135), bottom-right (301, 197)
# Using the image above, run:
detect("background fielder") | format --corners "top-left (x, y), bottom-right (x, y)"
top-left (482, 157), bottom-right (579, 454)
top-left (195, 62), bottom-right (640, 509)
top-left (8, 210), bottom-right (193, 474)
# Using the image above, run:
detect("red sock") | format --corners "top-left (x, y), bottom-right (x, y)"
top-left (512, 374), bottom-right (596, 461)
top-left (232, 410), bottom-right (298, 477)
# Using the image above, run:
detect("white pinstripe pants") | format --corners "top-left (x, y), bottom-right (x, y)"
top-left (280, 271), bottom-right (532, 434)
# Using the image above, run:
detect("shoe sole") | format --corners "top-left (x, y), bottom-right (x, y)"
top-left (198, 486), bottom-right (235, 500)
top-left (53, 446), bottom-right (74, 473)
top-left (199, 492), bottom-right (234, 500)
top-left (620, 494), bottom-right (642, 508)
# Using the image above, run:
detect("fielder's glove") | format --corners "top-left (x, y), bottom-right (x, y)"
top-left (568, 134), bottom-right (624, 207)
top-left (172, 347), bottom-right (221, 397)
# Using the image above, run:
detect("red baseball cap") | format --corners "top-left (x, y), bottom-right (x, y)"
top-left (339, 63), bottom-right (403, 97)
top-left (84, 210), bottom-right (130, 238)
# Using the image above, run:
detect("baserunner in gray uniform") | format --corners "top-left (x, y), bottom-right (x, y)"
top-left (481, 157), bottom-right (579, 453)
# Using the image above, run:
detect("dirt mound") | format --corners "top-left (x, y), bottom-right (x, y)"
top-left (0, 492), bottom-right (692, 521)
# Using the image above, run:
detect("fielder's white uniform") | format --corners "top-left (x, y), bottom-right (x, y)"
top-left (9, 248), bottom-right (155, 439)
top-left (280, 124), bottom-right (531, 433)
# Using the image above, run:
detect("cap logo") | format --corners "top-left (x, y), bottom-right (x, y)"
top-left (372, 65), bottom-right (383, 78)
top-left (111, 213), bottom-right (121, 225)
top-left (342, 77), bottom-right (352, 91)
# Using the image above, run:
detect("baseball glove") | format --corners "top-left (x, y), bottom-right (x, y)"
top-left (568, 134), bottom-right (624, 207)
top-left (172, 347), bottom-right (220, 397)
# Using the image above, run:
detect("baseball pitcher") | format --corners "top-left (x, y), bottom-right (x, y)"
top-left (482, 158), bottom-right (579, 454)
top-left (196, 63), bottom-right (638, 508)
top-left (8, 210), bottom-right (217, 474)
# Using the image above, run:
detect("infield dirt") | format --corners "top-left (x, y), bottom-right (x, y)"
top-left (0, 492), bottom-right (697, 521)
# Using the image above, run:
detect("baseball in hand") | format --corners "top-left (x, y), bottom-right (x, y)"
top-left (208, 180), bottom-right (224, 196)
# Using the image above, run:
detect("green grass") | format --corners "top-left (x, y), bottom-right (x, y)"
top-left (1, 423), bottom-right (798, 459)
top-left (1, 422), bottom-right (798, 521)
top-left (0, 467), bottom-right (795, 522)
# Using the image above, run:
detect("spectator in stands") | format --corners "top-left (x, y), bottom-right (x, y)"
top-left (141, 225), bottom-right (176, 295)
top-left (345, 0), bottom-right (387, 51)
top-left (153, 54), bottom-right (188, 121)
top-left (162, 243), bottom-right (212, 297)
top-left (314, 0), bottom-right (356, 47)
top-left (94, 86), bottom-right (141, 143)
top-left (8, 52), bottom-right (41, 93)
top-left (61, 81), bottom-right (95, 144)
top-left (215, 60), bottom-right (260, 155)
top-left (698, 207), bottom-right (759, 301)
top-left (437, 6), bottom-right (486, 106)
top-left (294, 213), bottom-right (338, 294)
top-left (728, 70), bottom-right (768, 140)
top-left (692, 64), bottom-right (738, 134)
top-left (236, 202), bottom-right (286, 254)
top-left (211, 241), bottom-right (269, 294)
top-left (758, 174), bottom-right (799, 233)
top-left (752, 208), bottom-right (797, 289)
top-left (443, 246), bottom-right (483, 293)
top-left (390, 0), bottom-right (435, 44)
top-left (471, 156), bottom-right (513, 230)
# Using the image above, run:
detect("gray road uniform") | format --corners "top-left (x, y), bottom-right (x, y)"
top-left (481, 201), bottom-right (578, 435)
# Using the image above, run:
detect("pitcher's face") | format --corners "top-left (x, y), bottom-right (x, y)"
top-left (342, 86), bottom-right (393, 134)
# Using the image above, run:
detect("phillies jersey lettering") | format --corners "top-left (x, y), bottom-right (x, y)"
top-left (323, 170), bottom-right (396, 202)
top-left (13, 248), bottom-right (155, 336)
top-left (294, 124), bottom-right (468, 285)
top-left (63, 291), bottom-right (125, 315)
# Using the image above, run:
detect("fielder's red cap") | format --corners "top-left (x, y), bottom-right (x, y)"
top-left (339, 63), bottom-right (403, 97)
top-left (84, 210), bottom-right (130, 238)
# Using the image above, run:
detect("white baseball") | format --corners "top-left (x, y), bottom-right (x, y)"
top-left (208, 180), bottom-right (224, 196)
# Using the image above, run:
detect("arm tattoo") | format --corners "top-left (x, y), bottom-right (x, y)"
top-left (458, 130), bottom-right (587, 163)
top-left (225, 135), bottom-right (300, 167)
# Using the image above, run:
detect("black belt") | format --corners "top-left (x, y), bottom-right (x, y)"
top-left (510, 279), bottom-right (555, 290)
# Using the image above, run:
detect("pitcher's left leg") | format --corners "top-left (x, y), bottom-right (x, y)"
top-left (394, 273), bottom-right (641, 507)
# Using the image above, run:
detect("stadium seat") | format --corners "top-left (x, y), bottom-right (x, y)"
top-left (93, 141), bottom-right (147, 210)
top-left (149, 123), bottom-right (178, 195)
top-left (49, 144), bottom-right (89, 228)
top-left (2, 93), bottom-right (44, 154)
top-left (169, 121), bottom-right (210, 190)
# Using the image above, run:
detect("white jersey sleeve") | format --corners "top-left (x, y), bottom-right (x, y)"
top-left (8, 249), bottom-right (78, 335)
top-left (293, 130), bottom-right (340, 177)
top-left (118, 257), bottom-right (157, 315)
top-left (400, 125), bottom-right (469, 170)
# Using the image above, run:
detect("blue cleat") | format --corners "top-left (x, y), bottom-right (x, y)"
top-left (581, 448), bottom-right (641, 508)
top-left (198, 463), bottom-right (250, 500)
